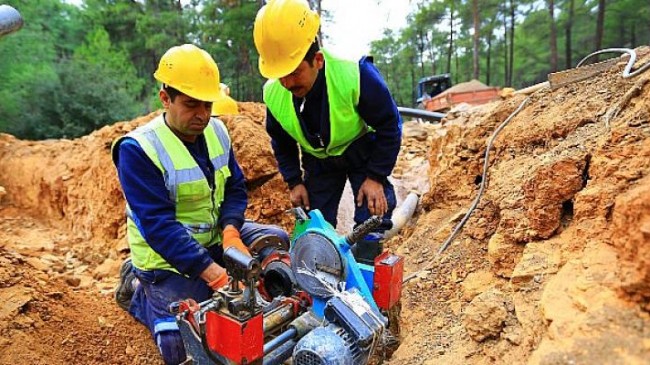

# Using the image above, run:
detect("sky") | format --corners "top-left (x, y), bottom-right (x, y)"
top-left (320, 0), bottom-right (412, 59)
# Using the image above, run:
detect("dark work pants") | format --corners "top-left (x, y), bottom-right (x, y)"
top-left (302, 138), bottom-right (396, 232)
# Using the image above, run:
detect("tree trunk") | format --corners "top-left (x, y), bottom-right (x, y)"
top-left (315, 0), bottom-right (323, 44)
top-left (508, 0), bottom-right (515, 86)
top-left (418, 30), bottom-right (426, 78)
top-left (548, 0), bottom-right (558, 72)
top-left (503, 0), bottom-right (508, 86)
top-left (455, 48), bottom-right (459, 84)
top-left (238, 44), bottom-right (253, 100)
top-left (595, 0), bottom-right (606, 52)
top-left (472, 0), bottom-right (480, 80)
top-left (427, 33), bottom-right (437, 74)
top-left (565, 0), bottom-right (574, 69)
top-left (410, 57), bottom-right (417, 105)
top-left (447, 3), bottom-right (454, 74)
top-left (486, 33), bottom-right (492, 85)
top-left (621, 17), bottom-right (627, 47)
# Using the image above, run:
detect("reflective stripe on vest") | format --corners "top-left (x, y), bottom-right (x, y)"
top-left (263, 48), bottom-right (368, 158)
top-left (113, 115), bottom-right (232, 272)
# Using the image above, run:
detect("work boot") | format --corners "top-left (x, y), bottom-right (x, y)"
top-left (115, 258), bottom-right (137, 311)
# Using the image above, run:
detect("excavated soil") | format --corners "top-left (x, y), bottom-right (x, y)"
top-left (1, 47), bottom-right (650, 364)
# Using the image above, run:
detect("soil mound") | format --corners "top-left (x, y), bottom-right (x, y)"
top-left (0, 102), bottom-right (291, 364)
top-left (1, 47), bottom-right (649, 364)
top-left (438, 79), bottom-right (494, 97)
top-left (390, 47), bottom-right (650, 364)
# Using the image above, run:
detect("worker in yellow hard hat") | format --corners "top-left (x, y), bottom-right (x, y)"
top-left (110, 44), bottom-right (287, 365)
top-left (212, 82), bottom-right (239, 116)
top-left (254, 0), bottom-right (403, 265)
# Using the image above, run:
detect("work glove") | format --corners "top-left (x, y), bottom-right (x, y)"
top-left (207, 266), bottom-right (229, 291)
top-left (222, 225), bottom-right (251, 257)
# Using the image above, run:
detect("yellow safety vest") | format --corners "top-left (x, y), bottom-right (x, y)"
top-left (263, 49), bottom-right (369, 158)
top-left (112, 115), bottom-right (232, 272)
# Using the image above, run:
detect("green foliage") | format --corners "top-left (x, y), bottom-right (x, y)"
top-left (2, 0), bottom-right (650, 140)
top-left (371, 0), bottom-right (650, 95)
top-left (0, 0), bottom-right (72, 138)
top-left (75, 27), bottom-right (144, 98)
top-left (49, 58), bottom-right (140, 138)
top-left (197, 0), bottom-right (263, 101)
top-left (371, 29), bottom-right (416, 106)
top-left (37, 27), bottom-right (144, 139)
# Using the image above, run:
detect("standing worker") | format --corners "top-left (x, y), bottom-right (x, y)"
top-left (112, 44), bottom-right (288, 365)
top-left (253, 0), bottom-right (402, 264)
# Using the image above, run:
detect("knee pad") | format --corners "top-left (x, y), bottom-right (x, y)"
top-left (156, 330), bottom-right (187, 365)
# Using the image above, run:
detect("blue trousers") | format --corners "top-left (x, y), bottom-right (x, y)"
top-left (302, 141), bottom-right (396, 231)
top-left (128, 221), bottom-right (289, 365)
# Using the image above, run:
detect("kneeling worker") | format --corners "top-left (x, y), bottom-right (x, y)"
top-left (112, 44), bottom-right (287, 364)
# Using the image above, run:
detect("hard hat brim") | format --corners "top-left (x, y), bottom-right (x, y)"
top-left (257, 41), bottom-right (312, 79)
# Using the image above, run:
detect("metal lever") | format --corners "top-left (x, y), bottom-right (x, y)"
top-left (345, 215), bottom-right (382, 244)
top-left (290, 207), bottom-right (309, 221)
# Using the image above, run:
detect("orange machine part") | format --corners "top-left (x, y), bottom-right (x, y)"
top-left (205, 311), bottom-right (264, 364)
top-left (372, 252), bottom-right (404, 311)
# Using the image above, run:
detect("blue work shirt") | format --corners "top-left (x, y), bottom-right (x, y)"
top-left (114, 125), bottom-right (247, 279)
top-left (266, 55), bottom-right (403, 188)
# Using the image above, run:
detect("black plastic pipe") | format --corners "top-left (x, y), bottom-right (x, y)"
top-left (263, 340), bottom-right (296, 365)
top-left (264, 327), bottom-right (297, 355)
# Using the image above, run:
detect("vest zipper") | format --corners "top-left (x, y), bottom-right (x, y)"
top-left (209, 184), bottom-right (218, 244)
top-left (316, 133), bottom-right (325, 148)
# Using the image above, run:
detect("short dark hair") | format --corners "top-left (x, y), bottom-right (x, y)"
top-left (162, 84), bottom-right (181, 102)
top-left (303, 40), bottom-right (320, 66)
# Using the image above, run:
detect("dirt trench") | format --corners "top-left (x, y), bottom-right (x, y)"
top-left (389, 47), bottom-right (650, 364)
top-left (0, 47), bottom-right (650, 364)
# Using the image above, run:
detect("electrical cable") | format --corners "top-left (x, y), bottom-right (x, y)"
top-left (402, 95), bottom-right (532, 284)
top-left (402, 47), bottom-right (650, 285)
top-left (577, 48), bottom-right (650, 79)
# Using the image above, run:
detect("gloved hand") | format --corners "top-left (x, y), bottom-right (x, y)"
top-left (207, 265), bottom-right (229, 290)
top-left (222, 225), bottom-right (251, 257)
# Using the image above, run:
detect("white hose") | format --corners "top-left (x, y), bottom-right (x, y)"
top-left (384, 192), bottom-right (419, 239)
top-left (577, 48), bottom-right (650, 79)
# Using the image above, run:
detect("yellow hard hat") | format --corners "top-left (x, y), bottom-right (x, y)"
top-left (154, 44), bottom-right (221, 102)
top-left (253, 0), bottom-right (320, 79)
top-left (212, 83), bottom-right (239, 116)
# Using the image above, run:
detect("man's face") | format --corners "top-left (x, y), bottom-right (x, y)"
top-left (279, 52), bottom-right (324, 98)
top-left (160, 89), bottom-right (213, 142)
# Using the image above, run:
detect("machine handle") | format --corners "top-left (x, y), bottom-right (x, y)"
top-left (345, 215), bottom-right (382, 244)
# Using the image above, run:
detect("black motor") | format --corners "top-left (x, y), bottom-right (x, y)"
top-left (293, 289), bottom-right (387, 365)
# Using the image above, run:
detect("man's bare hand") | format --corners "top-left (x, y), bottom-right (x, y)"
top-left (290, 184), bottom-right (310, 210)
top-left (357, 178), bottom-right (387, 216)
